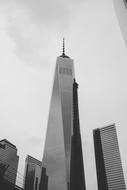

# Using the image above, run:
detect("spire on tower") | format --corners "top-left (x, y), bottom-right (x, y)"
top-left (60, 38), bottom-right (70, 58)
top-left (62, 38), bottom-right (65, 56)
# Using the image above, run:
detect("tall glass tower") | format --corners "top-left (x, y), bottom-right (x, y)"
top-left (39, 40), bottom-right (86, 190)
top-left (93, 124), bottom-right (126, 190)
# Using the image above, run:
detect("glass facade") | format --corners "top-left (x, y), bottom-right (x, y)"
top-left (93, 124), bottom-right (126, 190)
top-left (24, 155), bottom-right (42, 190)
top-left (39, 55), bottom-right (86, 190)
top-left (0, 139), bottom-right (19, 185)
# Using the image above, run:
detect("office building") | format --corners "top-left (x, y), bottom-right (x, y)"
top-left (24, 155), bottom-right (42, 190)
top-left (93, 124), bottom-right (126, 190)
top-left (0, 139), bottom-right (19, 185)
top-left (39, 40), bottom-right (86, 190)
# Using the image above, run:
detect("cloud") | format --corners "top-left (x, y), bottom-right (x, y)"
top-left (26, 136), bottom-right (43, 146)
top-left (0, 0), bottom-right (85, 66)
top-left (1, 2), bottom-right (54, 66)
top-left (21, 0), bottom-right (70, 30)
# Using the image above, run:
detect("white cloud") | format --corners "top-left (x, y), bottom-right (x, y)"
top-left (0, 0), bottom-right (85, 65)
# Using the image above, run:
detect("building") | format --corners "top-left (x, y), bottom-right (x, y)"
top-left (0, 179), bottom-right (23, 190)
top-left (70, 79), bottom-right (86, 190)
top-left (93, 124), bottom-right (126, 190)
top-left (0, 139), bottom-right (19, 185)
top-left (24, 155), bottom-right (42, 190)
top-left (39, 39), bottom-right (86, 190)
top-left (114, 0), bottom-right (127, 46)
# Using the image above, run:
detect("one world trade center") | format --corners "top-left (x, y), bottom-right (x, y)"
top-left (39, 40), bottom-right (86, 190)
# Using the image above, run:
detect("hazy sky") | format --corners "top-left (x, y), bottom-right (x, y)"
top-left (0, 0), bottom-right (127, 189)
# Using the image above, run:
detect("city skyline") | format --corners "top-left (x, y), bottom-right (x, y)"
top-left (0, 1), bottom-right (127, 190)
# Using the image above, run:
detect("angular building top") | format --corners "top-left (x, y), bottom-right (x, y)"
top-left (25, 155), bottom-right (42, 167)
top-left (0, 139), bottom-right (17, 149)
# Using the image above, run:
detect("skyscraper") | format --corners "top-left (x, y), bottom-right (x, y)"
top-left (70, 79), bottom-right (86, 190)
top-left (24, 155), bottom-right (42, 190)
top-left (39, 40), bottom-right (86, 190)
top-left (93, 124), bottom-right (126, 190)
top-left (0, 139), bottom-right (19, 185)
top-left (114, 0), bottom-right (127, 46)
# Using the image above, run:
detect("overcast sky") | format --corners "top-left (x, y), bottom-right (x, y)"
top-left (0, 0), bottom-right (127, 189)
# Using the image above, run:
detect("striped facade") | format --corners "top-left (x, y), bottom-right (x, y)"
top-left (93, 124), bottom-right (126, 190)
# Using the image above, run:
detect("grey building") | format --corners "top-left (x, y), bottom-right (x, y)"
top-left (24, 155), bottom-right (42, 190)
top-left (114, 0), bottom-right (127, 46)
top-left (39, 40), bottom-right (86, 190)
top-left (93, 124), bottom-right (126, 190)
top-left (0, 139), bottom-right (19, 185)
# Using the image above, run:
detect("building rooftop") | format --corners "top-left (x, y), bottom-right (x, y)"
top-left (26, 155), bottom-right (42, 167)
top-left (93, 123), bottom-right (116, 132)
top-left (0, 139), bottom-right (17, 149)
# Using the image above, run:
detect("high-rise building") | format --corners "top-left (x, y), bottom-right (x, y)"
top-left (39, 40), bottom-right (86, 190)
top-left (0, 139), bottom-right (19, 185)
top-left (114, 0), bottom-right (127, 46)
top-left (93, 124), bottom-right (126, 190)
top-left (24, 155), bottom-right (42, 190)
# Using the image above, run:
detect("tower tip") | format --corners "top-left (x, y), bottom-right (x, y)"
top-left (62, 38), bottom-right (65, 56)
top-left (60, 38), bottom-right (70, 58)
